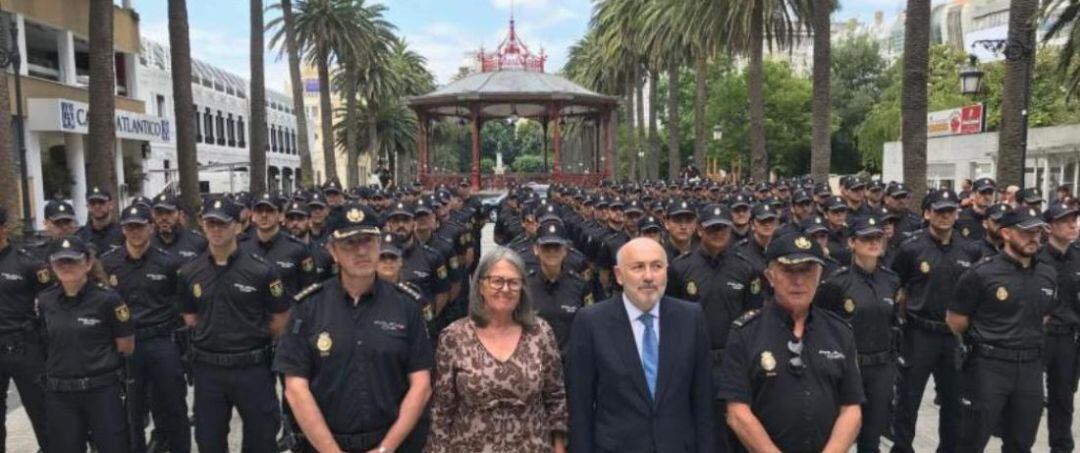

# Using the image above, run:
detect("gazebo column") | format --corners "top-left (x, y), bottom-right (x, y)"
top-left (605, 110), bottom-right (615, 179)
top-left (551, 103), bottom-right (561, 178)
top-left (470, 106), bottom-right (481, 191)
top-left (417, 112), bottom-right (429, 184)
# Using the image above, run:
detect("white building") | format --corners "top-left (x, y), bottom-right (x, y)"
top-left (138, 39), bottom-right (312, 197)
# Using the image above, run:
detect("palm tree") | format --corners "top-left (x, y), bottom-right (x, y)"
top-left (638, 0), bottom-right (696, 179)
top-left (168, 0), bottom-right (200, 212)
top-left (277, 0), bottom-right (314, 187)
top-left (87, 0), bottom-right (117, 195)
top-left (1043, 0), bottom-right (1080, 96)
top-left (901, 0), bottom-right (930, 204)
top-left (0, 16), bottom-right (19, 228)
top-left (810, 0), bottom-right (833, 182)
top-left (249, 0), bottom-right (268, 195)
top-left (997, 0), bottom-right (1040, 187)
top-left (592, 0), bottom-right (647, 180)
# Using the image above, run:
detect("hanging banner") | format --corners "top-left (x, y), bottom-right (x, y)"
top-left (927, 103), bottom-right (985, 138)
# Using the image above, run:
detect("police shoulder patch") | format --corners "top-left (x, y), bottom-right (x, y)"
top-left (269, 279), bottom-right (285, 298)
top-left (301, 257), bottom-right (315, 273)
top-left (732, 309), bottom-right (761, 328)
top-left (436, 265), bottom-right (448, 280)
top-left (36, 268), bottom-right (51, 284)
top-left (395, 281), bottom-right (424, 302)
top-left (115, 304), bottom-right (130, 322)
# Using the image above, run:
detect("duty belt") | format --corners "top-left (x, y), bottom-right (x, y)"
top-left (857, 350), bottom-right (894, 367)
top-left (973, 344), bottom-right (1041, 363)
top-left (44, 370), bottom-right (121, 392)
top-left (190, 346), bottom-right (272, 367)
top-left (136, 320), bottom-right (179, 341)
top-left (1046, 323), bottom-right (1078, 336)
top-left (906, 315), bottom-right (951, 335)
top-left (332, 429), bottom-right (388, 452)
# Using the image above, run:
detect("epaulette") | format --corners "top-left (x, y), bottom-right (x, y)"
top-left (735, 238), bottom-right (750, 247)
top-left (98, 246), bottom-right (121, 259)
top-left (732, 309), bottom-right (761, 328)
top-left (293, 282), bottom-right (323, 302)
top-left (394, 281), bottom-right (424, 302)
top-left (899, 232), bottom-right (922, 247)
top-left (972, 254), bottom-right (995, 268)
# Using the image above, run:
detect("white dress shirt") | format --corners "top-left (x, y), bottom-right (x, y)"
top-left (622, 295), bottom-right (661, 359)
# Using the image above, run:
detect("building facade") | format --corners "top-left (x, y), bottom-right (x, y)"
top-left (297, 64), bottom-right (372, 185)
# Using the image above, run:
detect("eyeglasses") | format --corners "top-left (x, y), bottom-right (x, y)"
top-left (482, 276), bottom-right (524, 292)
top-left (788, 339), bottom-right (806, 376)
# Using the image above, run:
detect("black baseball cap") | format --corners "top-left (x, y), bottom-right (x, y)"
top-left (699, 204), bottom-right (734, 228)
top-left (252, 193), bottom-right (282, 211)
top-left (537, 223), bottom-right (571, 246)
top-left (844, 176), bottom-right (867, 190)
top-left (729, 193), bottom-right (752, 209)
top-left (624, 200), bottom-right (645, 215)
top-left (986, 203), bottom-right (1011, 222)
top-left (152, 193), bottom-right (179, 211)
top-left (923, 189), bottom-right (960, 211)
top-left (415, 195), bottom-right (439, 215)
top-left (130, 196), bottom-right (153, 210)
top-left (1016, 187), bottom-right (1045, 204)
top-left (765, 233), bottom-right (825, 266)
top-left (49, 236), bottom-right (91, 262)
top-left (331, 203), bottom-right (381, 239)
top-left (307, 192), bottom-right (328, 208)
top-left (792, 190), bottom-right (812, 204)
top-left (285, 202), bottom-right (309, 218)
top-left (973, 178), bottom-right (997, 193)
top-left (379, 233), bottom-right (404, 257)
top-left (886, 183), bottom-right (910, 198)
top-left (667, 199), bottom-right (695, 217)
top-left (1043, 202), bottom-right (1078, 222)
top-left (201, 197), bottom-right (240, 223)
top-left (44, 200), bottom-right (76, 222)
top-left (850, 215), bottom-right (885, 237)
top-left (800, 216), bottom-right (829, 235)
top-left (751, 203), bottom-right (779, 220)
top-left (87, 186), bottom-right (111, 202)
top-left (999, 206), bottom-right (1047, 230)
top-left (323, 179), bottom-right (344, 195)
top-left (120, 205), bottom-right (152, 225)
top-left (637, 215), bottom-right (664, 233)
top-left (826, 196), bottom-right (849, 212)
top-left (386, 200), bottom-right (414, 219)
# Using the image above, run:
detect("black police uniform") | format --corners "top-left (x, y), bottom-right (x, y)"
top-left (240, 230), bottom-right (318, 297)
top-left (951, 249), bottom-right (1058, 451)
top-left (100, 238), bottom-right (190, 453)
top-left (151, 227), bottom-right (208, 264)
top-left (716, 302), bottom-right (865, 453)
top-left (178, 244), bottom-right (289, 452)
top-left (40, 276), bottom-right (134, 453)
top-left (955, 206), bottom-right (988, 240)
top-left (399, 240), bottom-right (451, 303)
top-left (274, 278), bottom-right (434, 452)
top-left (76, 221), bottom-right (124, 255)
top-left (888, 191), bottom-right (983, 453)
top-left (815, 262), bottom-right (901, 453)
top-left (527, 267), bottom-right (591, 358)
top-left (1038, 239), bottom-right (1080, 453)
top-left (0, 243), bottom-right (50, 449)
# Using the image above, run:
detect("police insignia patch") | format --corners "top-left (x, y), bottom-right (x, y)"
top-left (316, 332), bottom-right (333, 356)
top-left (109, 274), bottom-right (118, 287)
top-left (270, 280), bottom-right (284, 298)
top-left (302, 258), bottom-right (314, 272)
top-left (750, 278), bottom-right (762, 295)
top-left (449, 256), bottom-right (460, 269)
top-left (584, 293), bottom-right (595, 305)
top-left (192, 283), bottom-right (202, 298)
top-left (794, 237), bottom-right (812, 250)
top-left (36, 269), bottom-right (50, 284)
top-left (920, 261), bottom-right (931, 274)
top-left (115, 304), bottom-right (130, 322)
top-left (687, 281), bottom-right (698, 296)
top-left (761, 351), bottom-right (777, 372)
top-left (962, 228), bottom-right (970, 237)
top-left (346, 208), bottom-right (364, 223)
top-left (437, 266), bottom-right (448, 280)
top-left (996, 286), bottom-right (1008, 301)
top-left (844, 298), bottom-right (855, 313)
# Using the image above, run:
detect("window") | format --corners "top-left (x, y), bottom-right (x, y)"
top-left (265, 126), bottom-right (270, 151)
top-left (227, 114), bottom-right (235, 147)
top-left (156, 95), bottom-right (166, 118)
top-left (270, 125), bottom-right (278, 153)
top-left (216, 111), bottom-right (225, 146)
top-left (291, 132), bottom-right (298, 155)
top-left (204, 108), bottom-right (214, 144)
top-left (194, 104), bottom-right (202, 142)
top-left (237, 116), bottom-right (246, 147)
top-left (286, 130), bottom-right (293, 154)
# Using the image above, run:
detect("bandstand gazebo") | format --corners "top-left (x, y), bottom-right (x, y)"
top-left (407, 17), bottom-right (619, 190)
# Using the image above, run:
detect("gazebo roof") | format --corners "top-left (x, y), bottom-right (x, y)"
top-left (407, 70), bottom-right (618, 119)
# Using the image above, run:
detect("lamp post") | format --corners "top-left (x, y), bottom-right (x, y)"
top-left (969, 38), bottom-right (1032, 186)
top-left (0, 24), bottom-right (31, 238)
top-left (959, 55), bottom-right (984, 97)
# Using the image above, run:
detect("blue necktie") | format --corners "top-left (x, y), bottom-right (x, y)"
top-left (639, 312), bottom-right (658, 398)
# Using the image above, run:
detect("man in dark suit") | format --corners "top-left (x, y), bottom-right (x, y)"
top-left (567, 237), bottom-right (715, 453)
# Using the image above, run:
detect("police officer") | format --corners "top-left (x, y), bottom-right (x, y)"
top-left (884, 183), bottom-right (922, 241)
top-left (956, 178), bottom-right (996, 240)
top-left (637, 215), bottom-right (665, 244)
top-left (824, 196), bottom-right (852, 264)
top-left (31, 200), bottom-right (80, 260)
top-left (274, 202), bottom-right (433, 453)
top-left (526, 223), bottom-right (592, 357)
top-left (414, 196), bottom-right (461, 301)
top-left (717, 232), bottom-right (864, 452)
top-left (241, 192), bottom-right (318, 297)
top-left (948, 206), bottom-right (1058, 452)
top-left (178, 197), bottom-right (290, 452)
top-left (0, 207), bottom-right (49, 451)
top-left (666, 203), bottom-right (761, 452)
top-left (39, 235), bottom-right (135, 453)
top-left (77, 186), bottom-right (124, 254)
top-left (889, 189), bottom-right (982, 453)
top-left (99, 205), bottom-right (190, 453)
top-left (1036, 201), bottom-right (1080, 453)
top-left (814, 215), bottom-right (901, 453)
top-left (150, 193), bottom-right (208, 263)
top-left (802, 215), bottom-right (844, 277)
top-left (662, 199), bottom-right (697, 260)
top-left (375, 233), bottom-right (434, 327)
top-left (975, 203), bottom-right (1011, 259)
top-left (383, 200), bottom-right (452, 316)
top-left (736, 203), bottom-right (780, 273)
top-left (285, 201), bottom-right (334, 282)
top-left (307, 192), bottom-right (332, 245)
top-left (729, 192), bottom-right (753, 242)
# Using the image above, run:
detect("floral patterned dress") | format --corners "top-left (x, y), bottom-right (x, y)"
top-left (425, 317), bottom-right (568, 453)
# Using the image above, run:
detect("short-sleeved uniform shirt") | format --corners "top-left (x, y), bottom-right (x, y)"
top-left (815, 265), bottom-right (901, 354)
top-left (890, 231), bottom-right (982, 322)
top-left (1036, 243), bottom-right (1080, 327)
top-left (717, 303), bottom-right (865, 452)
top-left (178, 249), bottom-right (289, 353)
top-left (100, 246), bottom-right (182, 330)
top-left (0, 245), bottom-right (51, 335)
top-left (76, 222), bottom-right (124, 255)
top-left (955, 206), bottom-right (987, 241)
top-left (667, 246), bottom-right (763, 350)
top-left (240, 230), bottom-right (318, 298)
top-left (39, 283), bottom-right (134, 378)
top-left (152, 228), bottom-right (208, 263)
top-left (273, 278), bottom-right (433, 435)
top-left (526, 268), bottom-right (591, 356)
top-left (950, 252), bottom-right (1059, 349)
top-left (400, 242), bottom-right (451, 300)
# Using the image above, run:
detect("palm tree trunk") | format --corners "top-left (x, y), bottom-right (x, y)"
top-left (87, 0), bottom-right (117, 194)
top-left (666, 63), bottom-right (681, 180)
top-left (317, 50), bottom-right (338, 182)
top-left (169, 0), bottom-right (200, 212)
top-left (368, 111), bottom-right (380, 186)
top-left (344, 87), bottom-right (359, 187)
top-left (693, 54), bottom-right (707, 171)
top-left (748, 1), bottom-right (768, 183)
top-left (0, 17), bottom-right (19, 227)
top-left (810, 0), bottom-right (832, 182)
top-left (648, 68), bottom-right (660, 180)
top-left (997, 0), bottom-right (1038, 188)
top-left (281, 0), bottom-right (314, 188)
top-left (635, 64), bottom-right (646, 181)
top-left (248, 0), bottom-right (267, 195)
top-left (624, 73), bottom-right (637, 181)
top-left (902, 0), bottom-right (930, 206)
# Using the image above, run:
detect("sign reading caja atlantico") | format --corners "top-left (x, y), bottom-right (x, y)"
top-left (27, 98), bottom-right (172, 143)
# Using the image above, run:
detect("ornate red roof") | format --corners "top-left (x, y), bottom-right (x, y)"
top-left (477, 15), bottom-right (547, 73)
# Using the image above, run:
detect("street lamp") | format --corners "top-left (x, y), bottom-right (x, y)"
top-left (0, 24), bottom-right (32, 237)
top-left (712, 125), bottom-right (723, 142)
top-left (959, 55), bottom-right (984, 96)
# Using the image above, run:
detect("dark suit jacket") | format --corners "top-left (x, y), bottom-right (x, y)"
top-left (567, 294), bottom-right (715, 453)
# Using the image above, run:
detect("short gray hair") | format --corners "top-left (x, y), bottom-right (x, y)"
top-left (469, 246), bottom-right (536, 330)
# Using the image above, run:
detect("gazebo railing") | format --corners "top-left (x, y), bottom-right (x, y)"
top-left (421, 173), bottom-right (603, 191)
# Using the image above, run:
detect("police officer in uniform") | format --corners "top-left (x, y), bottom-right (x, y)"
top-left (150, 193), bottom-right (207, 263)
top-left (307, 193), bottom-right (332, 245)
top-left (975, 203), bottom-right (1011, 259)
top-left (240, 192), bottom-right (318, 297)
top-left (729, 193), bottom-right (753, 242)
top-left (31, 200), bottom-right (81, 260)
top-left (383, 201), bottom-right (452, 315)
top-left (100, 205), bottom-right (191, 453)
top-left (77, 186), bottom-right (124, 254)
top-left (717, 233), bottom-right (864, 452)
top-left (178, 197), bottom-right (290, 452)
top-left (375, 233), bottom-right (433, 326)
top-left (39, 236), bottom-right (135, 453)
top-left (274, 202), bottom-right (433, 453)
top-left (948, 206), bottom-right (1058, 452)
top-left (956, 178), bottom-right (996, 240)
top-left (885, 183), bottom-right (922, 242)
top-left (736, 203), bottom-right (780, 273)
top-left (526, 223), bottom-right (592, 358)
top-left (0, 207), bottom-right (50, 451)
top-left (814, 215), bottom-right (901, 452)
top-left (662, 199), bottom-right (697, 260)
top-left (889, 189), bottom-right (983, 453)
top-left (285, 201), bottom-right (334, 282)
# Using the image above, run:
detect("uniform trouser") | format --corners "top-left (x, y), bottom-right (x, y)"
top-left (128, 336), bottom-right (191, 453)
top-left (891, 326), bottom-right (960, 453)
top-left (0, 335), bottom-right (48, 452)
top-left (957, 356), bottom-right (1044, 453)
top-left (1044, 332), bottom-right (1080, 453)
top-left (46, 381), bottom-right (130, 453)
top-left (193, 362), bottom-right (280, 453)
top-left (857, 362), bottom-right (896, 453)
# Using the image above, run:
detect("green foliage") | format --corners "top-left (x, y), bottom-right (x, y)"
top-left (831, 36), bottom-right (889, 173)
top-left (511, 154), bottom-right (546, 172)
top-left (480, 157), bottom-right (495, 174)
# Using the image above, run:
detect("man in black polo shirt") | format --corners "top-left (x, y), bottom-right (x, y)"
top-left (177, 197), bottom-right (290, 452)
top-left (240, 192), bottom-right (317, 297)
top-left (76, 186), bottom-right (124, 254)
top-left (718, 232), bottom-right (863, 452)
top-left (100, 205), bottom-right (190, 453)
top-left (150, 193), bottom-right (207, 263)
top-left (274, 202), bottom-right (433, 453)
top-left (383, 200), bottom-right (451, 316)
